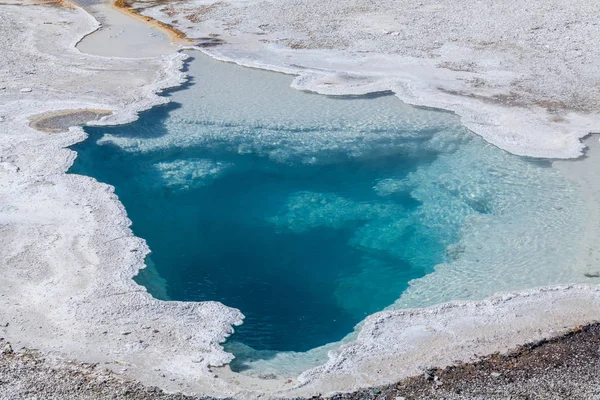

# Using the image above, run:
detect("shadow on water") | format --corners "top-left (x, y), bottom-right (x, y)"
top-left (225, 341), bottom-right (281, 373)
top-left (104, 57), bottom-right (199, 140)
top-left (322, 91), bottom-right (395, 100)
top-left (84, 56), bottom-right (198, 141)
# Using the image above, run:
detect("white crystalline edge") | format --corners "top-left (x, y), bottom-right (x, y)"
top-left (1, 2), bottom-right (600, 400)
top-left (294, 284), bottom-right (600, 391)
top-left (139, 0), bottom-right (600, 159)
top-left (190, 44), bottom-right (593, 160)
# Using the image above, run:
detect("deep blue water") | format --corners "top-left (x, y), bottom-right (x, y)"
top-left (71, 104), bottom-right (439, 351)
top-left (70, 53), bottom-right (485, 354)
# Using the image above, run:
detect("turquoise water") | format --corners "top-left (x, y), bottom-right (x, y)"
top-left (70, 53), bottom-right (585, 359)
top-left (72, 118), bottom-right (437, 351)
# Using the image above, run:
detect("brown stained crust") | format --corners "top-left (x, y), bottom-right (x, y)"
top-left (182, 2), bottom-right (224, 23)
top-left (0, 0), bottom-right (75, 7)
top-left (436, 87), bottom-right (579, 116)
top-left (24, 0), bottom-right (188, 41)
top-left (113, 0), bottom-right (192, 43)
top-left (2, 323), bottom-right (600, 399)
top-left (29, 109), bottom-right (112, 133)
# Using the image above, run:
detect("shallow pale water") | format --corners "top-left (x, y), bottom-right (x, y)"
top-left (75, 3), bottom-right (176, 58)
top-left (70, 52), bottom-right (592, 372)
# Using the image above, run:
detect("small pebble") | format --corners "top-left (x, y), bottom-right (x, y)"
top-left (1, 343), bottom-right (13, 354)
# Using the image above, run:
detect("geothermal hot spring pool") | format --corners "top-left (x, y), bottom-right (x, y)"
top-left (70, 52), bottom-right (596, 375)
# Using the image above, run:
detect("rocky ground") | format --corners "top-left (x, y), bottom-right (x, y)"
top-left (2, 323), bottom-right (600, 400)
top-left (0, 338), bottom-right (197, 400)
top-left (325, 323), bottom-right (600, 400)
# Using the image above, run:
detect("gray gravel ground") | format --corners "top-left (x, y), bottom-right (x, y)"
top-left (3, 324), bottom-right (600, 400)
top-left (321, 323), bottom-right (600, 400)
top-left (0, 338), bottom-right (199, 400)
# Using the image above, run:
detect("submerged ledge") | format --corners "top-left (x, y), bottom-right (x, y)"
top-left (0, 1), bottom-right (600, 399)
top-left (29, 109), bottom-right (112, 133)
